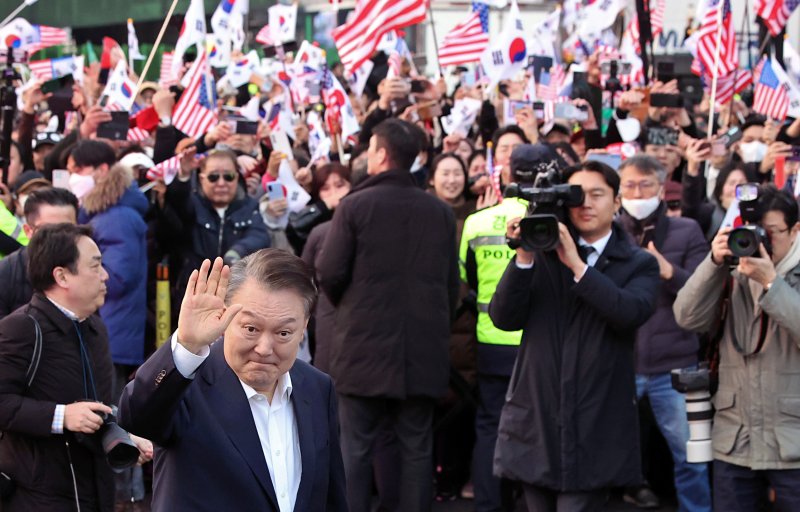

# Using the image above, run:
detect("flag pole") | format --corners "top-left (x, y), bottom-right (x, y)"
top-left (0, 0), bottom-right (38, 29)
top-left (427, 3), bottom-right (443, 77)
top-left (133, 0), bottom-right (180, 98)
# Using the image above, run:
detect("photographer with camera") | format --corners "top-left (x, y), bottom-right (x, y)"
top-left (0, 223), bottom-right (149, 511)
top-left (488, 161), bottom-right (660, 511)
top-left (674, 186), bottom-right (800, 511)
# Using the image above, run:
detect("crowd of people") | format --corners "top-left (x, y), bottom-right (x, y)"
top-left (0, 35), bottom-right (800, 512)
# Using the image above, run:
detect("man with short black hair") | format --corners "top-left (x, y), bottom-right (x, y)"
top-left (67, 140), bottom-right (118, 201)
top-left (0, 224), bottom-right (123, 511)
top-left (0, 188), bottom-right (79, 319)
top-left (319, 118), bottom-right (459, 512)
top-left (490, 161), bottom-right (660, 511)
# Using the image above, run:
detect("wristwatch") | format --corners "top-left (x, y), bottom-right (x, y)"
top-left (159, 115), bottom-right (172, 127)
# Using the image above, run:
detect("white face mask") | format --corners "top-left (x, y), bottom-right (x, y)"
top-left (68, 173), bottom-right (95, 200)
top-left (739, 141), bottom-right (768, 163)
top-left (622, 196), bottom-right (661, 220)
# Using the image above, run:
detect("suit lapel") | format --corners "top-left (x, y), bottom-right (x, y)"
top-left (291, 365), bottom-right (315, 512)
top-left (204, 342), bottom-right (280, 510)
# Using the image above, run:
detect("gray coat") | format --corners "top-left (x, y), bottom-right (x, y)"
top-left (674, 255), bottom-right (800, 469)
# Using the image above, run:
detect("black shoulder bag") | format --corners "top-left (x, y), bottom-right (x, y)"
top-left (0, 314), bottom-right (43, 499)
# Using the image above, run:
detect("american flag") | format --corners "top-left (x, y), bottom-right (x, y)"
top-left (28, 59), bottom-right (55, 80)
top-left (387, 51), bottom-right (402, 78)
top-left (146, 155), bottom-right (181, 182)
top-left (537, 65), bottom-right (565, 101)
top-left (694, 0), bottom-right (738, 79)
top-left (753, 57), bottom-right (790, 121)
top-left (127, 127), bottom-right (151, 142)
top-left (333, 0), bottom-right (427, 74)
top-left (755, 0), bottom-right (800, 37)
top-left (27, 24), bottom-right (69, 55)
top-left (437, 1), bottom-right (490, 67)
top-left (173, 50), bottom-right (218, 138)
top-left (709, 69), bottom-right (753, 105)
top-left (651, 0), bottom-right (666, 37)
top-left (159, 52), bottom-right (177, 87)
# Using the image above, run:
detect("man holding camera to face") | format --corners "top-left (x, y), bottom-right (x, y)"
top-left (0, 224), bottom-right (150, 512)
top-left (674, 186), bottom-right (800, 511)
top-left (489, 161), bottom-right (660, 511)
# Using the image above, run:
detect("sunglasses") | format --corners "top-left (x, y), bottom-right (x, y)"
top-left (204, 172), bottom-right (237, 183)
top-left (666, 200), bottom-right (681, 210)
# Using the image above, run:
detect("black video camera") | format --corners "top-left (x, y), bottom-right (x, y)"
top-left (74, 403), bottom-right (140, 470)
top-left (727, 183), bottom-right (771, 264)
top-left (504, 169), bottom-right (584, 251)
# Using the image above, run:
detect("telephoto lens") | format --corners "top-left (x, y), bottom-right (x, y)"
top-left (671, 367), bottom-right (714, 463)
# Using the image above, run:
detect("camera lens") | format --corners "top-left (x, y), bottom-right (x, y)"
top-left (520, 215), bottom-right (560, 251)
top-left (728, 227), bottom-right (759, 257)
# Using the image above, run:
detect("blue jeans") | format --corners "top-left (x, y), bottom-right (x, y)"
top-left (713, 459), bottom-right (800, 511)
top-left (636, 372), bottom-right (711, 512)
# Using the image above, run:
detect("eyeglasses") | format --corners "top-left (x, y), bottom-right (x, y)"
top-left (766, 227), bottom-right (791, 237)
top-left (204, 172), bottom-right (237, 183)
top-left (620, 181), bottom-right (659, 193)
top-left (666, 200), bottom-right (681, 210)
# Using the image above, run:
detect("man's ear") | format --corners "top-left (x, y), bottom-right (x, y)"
top-left (22, 223), bottom-right (34, 239)
top-left (52, 267), bottom-right (69, 289)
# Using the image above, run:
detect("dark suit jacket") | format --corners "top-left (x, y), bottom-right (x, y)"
top-left (117, 340), bottom-right (347, 512)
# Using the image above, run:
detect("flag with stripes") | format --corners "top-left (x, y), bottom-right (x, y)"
top-left (333, 0), bottom-right (427, 74)
top-left (753, 57), bottom-right (790, 121)
top-left (694, 0), bottom-right (738, 78)
top-left (255, 23), bottom-right (274, 46)
top-left (651, 0), bottom-right (666, 37)
top-left (27, 24), bottom-right (69, 55)
top-left (755, 0), bottom-right (800, 37)
top-left (28, 55), bottom-right (81, 81)
top-left (705, 68), bottom-right (753, 105)
top-left (438, 1), bottom-right (490, 67)
top-left (173, 50), bottom-right (218, 137)
top-left (159, 52), bottom-right (177, 87)
top-left (536, 64), bottom-right (565, 101)
top-left (127, 127), bottom-right (151, 142)
top-left (146, 155), bottom-right (180, 183)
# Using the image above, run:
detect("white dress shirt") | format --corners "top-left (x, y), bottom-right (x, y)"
top-left (514, 229), bottom-right (613, 279)
top-left (171, 335), bottom-right (302, 511)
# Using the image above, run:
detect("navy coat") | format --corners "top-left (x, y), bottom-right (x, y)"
top-left (117, 340), bottom-right (348, 512)
top-left (488, 223), bottom-right (660, 491)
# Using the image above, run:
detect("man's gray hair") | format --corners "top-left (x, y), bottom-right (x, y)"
top-left (618, 154), bottom-right (668, 184)
top-left (225, 249), bottom-right (318, 318)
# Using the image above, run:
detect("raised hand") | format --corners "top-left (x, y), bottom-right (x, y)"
top-left (177, 258), bottom-right (243, 354)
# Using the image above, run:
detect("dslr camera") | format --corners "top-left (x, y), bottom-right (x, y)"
top-left (74, 403), bottom-right (140, 470)
top-left (671, 365), bottom-right (713, 463)
top-left (504, 169), bottom-right (584, 251)
top-left (727, 183), bottom-right (772, 264)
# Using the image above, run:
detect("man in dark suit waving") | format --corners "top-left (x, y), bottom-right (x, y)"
top-left (118, 250), bottom-right (347, 511)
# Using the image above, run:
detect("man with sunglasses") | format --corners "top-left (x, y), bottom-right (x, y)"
top-left (617, 155), bottom-right (711, 511)
top-left (162, 148), bottom-right (269, 310)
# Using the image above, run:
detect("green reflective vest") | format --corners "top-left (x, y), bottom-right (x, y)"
top-left (459, 198), bottom-right (527, 346)
top-left (0, 206), bottom-right (27, 258)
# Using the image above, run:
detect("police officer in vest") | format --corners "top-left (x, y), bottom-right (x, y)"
top-left (0, 203), bottom-right (27, 259)
top-left (459, 144), bottom-right (561, 510)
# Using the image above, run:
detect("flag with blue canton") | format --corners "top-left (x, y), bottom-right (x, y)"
top-left (199, 74), bottom-right (216, 110)
top-left (472, 1), bottom-right (489, 32)
top-left (759, 58), bottom-right (780, 89)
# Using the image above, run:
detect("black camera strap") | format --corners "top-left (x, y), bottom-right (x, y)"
top-left (731, 311), bottom-right (770, 357)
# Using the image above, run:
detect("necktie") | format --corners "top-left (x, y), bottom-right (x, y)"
top-left (579, 245), bottom-right (595, 264)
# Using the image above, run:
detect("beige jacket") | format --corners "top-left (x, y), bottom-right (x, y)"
top-left (674, 254), bottom-right (800, 470)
